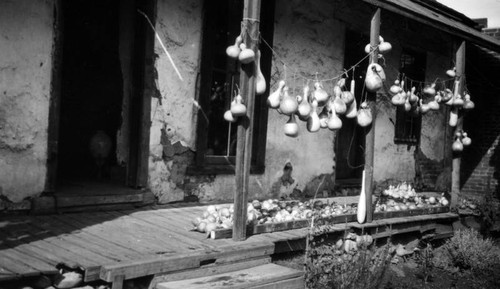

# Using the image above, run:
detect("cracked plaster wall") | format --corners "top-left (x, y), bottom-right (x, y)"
top-left (372, 13), bottom-right (454, 186)
top-left (0, 0), bottom-right (54, 202)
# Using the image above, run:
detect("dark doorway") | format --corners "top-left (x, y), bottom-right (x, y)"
top-left (336, 29), bottom-right (368, 182)
top-left (51, 0), bottom-right (153, 195)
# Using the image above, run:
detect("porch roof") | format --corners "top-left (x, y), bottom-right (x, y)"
top-left (363, 0), bottom-right (500, 52)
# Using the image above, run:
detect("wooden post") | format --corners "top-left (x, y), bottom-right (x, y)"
top-left (233, 0), bottom-right (261, 241)
top-left (364, 8), bottom-right (381, 223)
top-left (451, 41), bottom-right (466, 209)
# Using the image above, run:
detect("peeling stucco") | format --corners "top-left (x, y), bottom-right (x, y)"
top-left (0, 0), bottom-right (54, 202)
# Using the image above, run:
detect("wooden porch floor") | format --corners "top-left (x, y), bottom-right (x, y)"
top-left (0, 203), bottom-right (458, 285)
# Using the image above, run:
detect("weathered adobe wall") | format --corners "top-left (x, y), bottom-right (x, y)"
top-left (332, 0), bottom-right (456, 189)
top-left (150, 0), bottom-right (343, 203)
top-left (373, 12), bottom-right (455, 190)
top-left (0, 0), bottom-right (54, 203)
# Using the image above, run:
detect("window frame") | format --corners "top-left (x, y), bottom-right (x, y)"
top-left (394, 48), bottom-right (426, 145)
top-left (187, 0), bottom-right (275, 175)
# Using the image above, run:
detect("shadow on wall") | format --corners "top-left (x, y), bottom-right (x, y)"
top-left (460, 44), bottom-right (500, 195)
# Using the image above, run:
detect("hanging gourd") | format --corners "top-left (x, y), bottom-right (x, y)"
top-left (346, 97), bottom-right (358, 119)
top-left (379, 41), bottom-right (392, 54)
top-left (312, 82), bottom-right (329, 105)
top-left (297, 85), bottom-right (312, 120)
top-left (279, 86), bottom-right (298, 115)
top-left (238, 43), bottom-right (255, 64)
top-left (319, 106), bottom-right (329, 128)
top-left (452, 93), bottom-right (464, 107)
top-left (284, 114), bottom-right (299, 138)
top-left (462, 132), bottom-right (472, 146)
top-left (230, 92), bottom-right (247, 117)
top-left (463, 93), bottom-right (475, 110)
top-left (226, 36), bottom-right (242, 59)
top-left (341, 80), bottom-right (355, 106)
top-left (267, 80), bottom-right (285, 109)
top-left (327, 109), bottom-right (342, 130)
top-left (357, 101), bottom-right (373, 127)
top-left (333, 84), bottom-right (342, 99)
top-left (428, 95), bottom-right (440, 111)
top-left (307, 99), bottom-right (320, 132)
top-left (391, 91), bottom-right (405, 106)
top-left (357, 170), bottom-right (366, 224)
top-left (365, 63), bottom-right (386, 92)
top-left (420, 99), bottom-right (430, 114)
top-left (404, 93), bottom-right (412, 112)
top-left (449, 107), bottom-right (458, 127)
top-left (337, 78), bottom-right (346, 88)
top-left (446, 67), bottom-right (456, 78)
top-left (255, 49), bottom-right (266, 95)
top-left (409, 87), bottom-right (418, 104)
top-left (423, 83), bottom-right (436, 97)
top-left (452, 137), bottom-right (464, 152)
top-left (224, 110), bottom-right (236, 122)
top-left (390, 79), bottom-right (402, 95)
top-left (333, 95), bottom-right (347, 115)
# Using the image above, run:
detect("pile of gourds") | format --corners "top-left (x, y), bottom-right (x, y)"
top-left (192, 199), bottom-right (358, 236)
top-left (374, 182), bottom-right (449, 212)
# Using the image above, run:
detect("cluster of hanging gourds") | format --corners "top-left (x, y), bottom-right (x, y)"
top-left (259, 36), bottom-right (392, 138)
top-left (223, 35), bottom-right (268, 123)
top-left (389, 66), bottom-right (475, 153)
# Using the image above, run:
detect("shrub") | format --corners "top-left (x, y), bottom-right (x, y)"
top-left (442, 228), bottom-right (500, 274)
top-left (305, 229), bottom-right (394, 289)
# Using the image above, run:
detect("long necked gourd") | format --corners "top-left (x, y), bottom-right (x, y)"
top-left (357, 170), bottom-right (367, 224)
top-left (390, 79), bottom-right (401, 95)
top-left (345, 97), bottom-right (358, 119)
top-left (365, 63), bottom-right (385, 92)
top-left (297, 85), bottom-right (312, 120)
top-left (255, 49), bottom-right (266, 95)
top-left (284, 114), bottom-right (299, 137)
top-left (449, 107), bottom-right (458, 127)
top-left (267, 80), bottom-right (285, 108)
top-left (279, 86), bottom-right (298, 115)
top-left (428, 95), bottom-right (440, 111)
top-left (312, 82), bottom-right (329, 105)
top-left (404, 94), bottom-right (412, 112)
top-left (357, 101), bottom-right (372, 127)
top-left (226, 36), bottom-right (242, 59)
top-left (446, 67), bottom-right (456, 78)
top-left (307, 99), bottom-right (320, 132)
top-left (341, 80), bottom-right (355, 105)
top-left (409, 87), bottom-right (418, 103)
top-left (230, 93), bottom-right (246, 117)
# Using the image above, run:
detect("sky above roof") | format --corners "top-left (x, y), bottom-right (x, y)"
top-left (437, 0), bottom-right (500, 28)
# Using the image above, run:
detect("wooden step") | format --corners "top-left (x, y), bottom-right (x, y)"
top-left (155, 263), bottom-right (304, 289)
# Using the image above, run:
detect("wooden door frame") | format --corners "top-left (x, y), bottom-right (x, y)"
top-left (45, 0), bottom-right (154, 192)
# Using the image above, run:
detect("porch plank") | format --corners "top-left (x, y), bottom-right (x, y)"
top-left (0, 247), bottom-right (57, 275)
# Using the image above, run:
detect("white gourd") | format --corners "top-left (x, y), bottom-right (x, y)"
top-left (365, 63), bottom-right (386, 92)
top-left (267, 80), bottom-right (285, 108)
top-left (319, 107), bottom-right (329, 128)
top-left (230, 93), bottom-right (247, 117)
top-left (238, 43), bottom-right (255, 64)
top-left (307, 99), bottom-right (320, 132)
top-left (463, 94), bottom-right (475, 110)
top-left (284, 114), bottom-right (299, 137)
top-left (345, 97), bottom-right (358, 119)
top-left (298, 85), bottom-right (312, 120)
top-left (357, 170), bottom-right (366, 224)
top-left (357, 101), bottom-right (373, 127)
top-left (327, 109), bottom-right (342, 130)
top-left (255, 49), bottom-right (266, 95)
top-left (279, 86), bottom-right (298, 115)
top-left (462, 132), bottom-right (472, 146)
top-left (226, 36), bottom-right (242, 59)
top-left (312, 82), bottom-right (329, 105)
top-left (224, 110), bottom-right (236, 122)
top-left (449, 107), bottom-right (458, 127)
top-left (452, 138), bottom-right (464, 152)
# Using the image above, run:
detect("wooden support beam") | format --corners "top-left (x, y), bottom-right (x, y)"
top-left (233, 0), bottom-right (261, 241)
top-left (364, 8), bottom-right (381, 223)
top-left (451, 41), bottom-right (466, 209)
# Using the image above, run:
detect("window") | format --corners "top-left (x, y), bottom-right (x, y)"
top-left (188, 0), bottom-right (275, 175)
top-left (394, 49), bottom-right (426, 144)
